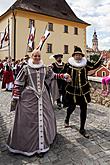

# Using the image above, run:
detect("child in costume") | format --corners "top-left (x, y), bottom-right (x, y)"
top-left (101, 61), bottom-right (110, 96)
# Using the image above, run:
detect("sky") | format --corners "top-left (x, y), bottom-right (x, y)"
top-left (66, 0), bottom-right (110, 50)
top-left (0, 0), bottom-right (110, 50)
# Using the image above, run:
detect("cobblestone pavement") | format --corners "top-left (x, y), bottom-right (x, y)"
top-left (0, 88), bottom-right (110, 165)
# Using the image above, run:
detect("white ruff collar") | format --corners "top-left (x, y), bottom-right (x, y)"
top-left (28, 58), bottom-right (44, 68)
top-left (68, 57), bottom-right (87, 67)
top-left (56, 62), bottom-right (63, 65)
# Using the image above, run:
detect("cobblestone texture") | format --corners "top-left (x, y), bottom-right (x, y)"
top-left (0, 87), bottom-right (110, 165)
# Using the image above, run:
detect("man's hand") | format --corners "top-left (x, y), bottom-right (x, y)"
top-left (64, 73), bottom-right (72, 82)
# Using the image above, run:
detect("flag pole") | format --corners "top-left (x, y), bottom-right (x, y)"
top-left (25, 43), bottom-right (28, 55)
top-left (38, 25), bottom-right (50, 51)
top-left (8, 19), bottom-right (11, 60)
top-left (26, 21), bottom-right (35, 55)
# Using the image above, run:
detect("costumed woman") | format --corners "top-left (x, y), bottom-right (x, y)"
top-left (7, 49), bottom-right (70, 157)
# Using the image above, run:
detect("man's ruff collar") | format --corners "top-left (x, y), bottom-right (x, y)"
top-left (68, 57), bottom-right (87, 67)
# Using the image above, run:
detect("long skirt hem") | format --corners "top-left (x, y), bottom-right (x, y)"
top-left (6, 145), bottom-right (49, 156)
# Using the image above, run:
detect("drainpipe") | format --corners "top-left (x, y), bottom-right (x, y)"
top-left (12, 10), bottom-right (16, 61)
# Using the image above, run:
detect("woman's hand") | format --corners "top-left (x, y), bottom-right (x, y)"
top-left (10, 98), bottom-right (18, 111)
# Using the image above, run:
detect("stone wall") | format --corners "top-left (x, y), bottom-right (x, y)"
top-left (89, 76), bottom-right (110, 107)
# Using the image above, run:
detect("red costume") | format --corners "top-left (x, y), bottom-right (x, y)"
top-left (2, 66), bottom-right (14, 89)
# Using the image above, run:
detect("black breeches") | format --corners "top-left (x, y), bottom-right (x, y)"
top-left (65, 102), bottom-right (87, 130)
top-left (57, 90), bottom-right (66, 105)
top-left (80, 103), bottom-right (87, 130)
top-left (57, 98), bottom-right (61, 104)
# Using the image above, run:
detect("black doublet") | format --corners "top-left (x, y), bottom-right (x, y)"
top-left (52, 62), bottom-right (66, 106)
top-left (64, 58), bottom-right (102, 105)
top-left (52, 62), bottom-right (66, 91)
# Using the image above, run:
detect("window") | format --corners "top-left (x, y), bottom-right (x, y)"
top-left (102, 71), bottom-right (106, 77)
top-left (64, 45), bottom-right (68, 54)
top-left (29, 19), bottom-right (35, 28)
top-left (47, 43), bottom-right (52, 53)
top-left (64, 25), bottom-right (68, 33)
top-left (48, 23), bottom-right (53, 31)
top-left (74, 27), bottom-right (78, 35)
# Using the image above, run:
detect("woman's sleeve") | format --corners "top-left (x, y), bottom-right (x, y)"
top-left (12, 66), bottom-right (27, 99)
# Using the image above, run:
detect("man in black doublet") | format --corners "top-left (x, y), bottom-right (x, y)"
top-left (64, 46), bottom-right (102, 138)
top-left (52, 54), bottom-right (66, 108)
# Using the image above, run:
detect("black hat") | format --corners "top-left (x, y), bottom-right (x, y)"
top-left (72, 46), bottom-right (84, 57)
top-left (53, 54), bottom-right (63, 59)
top-left (24, 54), bottom-right (30, 59)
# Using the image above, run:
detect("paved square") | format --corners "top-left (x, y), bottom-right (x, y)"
top-left (0, 89), bottom-right (110, 165)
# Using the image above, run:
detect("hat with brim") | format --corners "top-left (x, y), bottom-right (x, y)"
top-left (49, 54), bottom-right (63, 59)
top-left (24, 55), bottom-right (30, 59)
top-left (72, 46), bottom-right (85, 57)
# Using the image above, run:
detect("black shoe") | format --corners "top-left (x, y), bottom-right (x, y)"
top-left (64, 122), bottom-right (69, 128)
top-left (64, 119), bottom-right (70, 128)
top-left (63, 104), bottom-right (67, 108)
top-left (79, 129), bottom-right (89, 138)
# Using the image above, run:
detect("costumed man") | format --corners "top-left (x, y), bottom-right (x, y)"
top-left (64, 46), bottom-right (102, 138)
top-left (51, 54), bottom-right (66, 108)
top-left (20, 55), bottom-right (30, 68)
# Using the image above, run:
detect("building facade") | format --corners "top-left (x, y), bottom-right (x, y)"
top-left (0, 0), bottom-right (89, 64)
